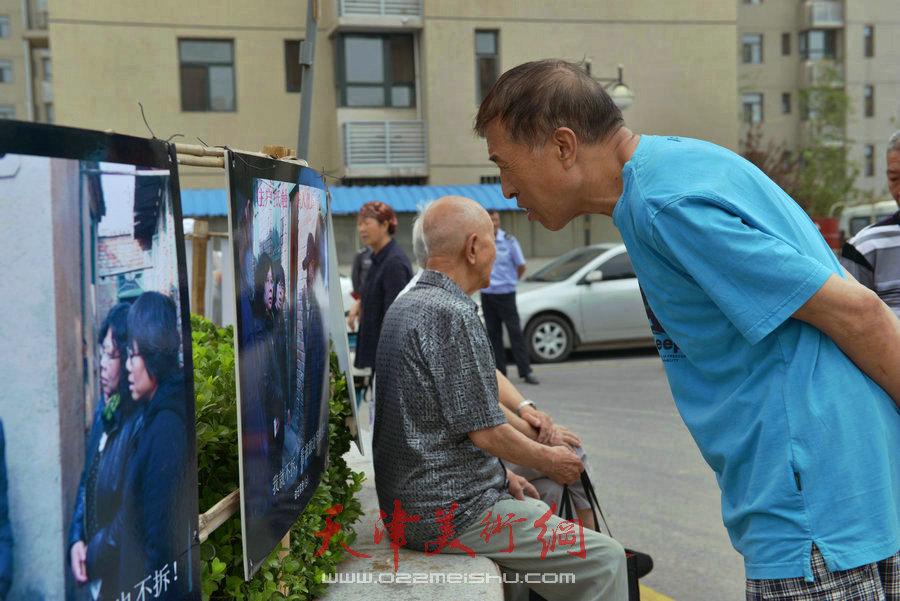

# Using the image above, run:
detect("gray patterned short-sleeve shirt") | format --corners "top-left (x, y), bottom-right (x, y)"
top-left (373, 269), bottom-right (510, 549)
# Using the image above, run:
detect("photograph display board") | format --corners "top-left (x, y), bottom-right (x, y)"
top-left (324, 199), bottom-right (360, 451)
top-left (226, 152), bottom-right (330, 578)
top-left (0, 121), bottom-right (200, 600)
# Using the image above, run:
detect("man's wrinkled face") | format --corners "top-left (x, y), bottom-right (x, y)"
top-left (485, 120), bottom-right (574, 232)
top-left (888, 150), bottom-right (900, 206)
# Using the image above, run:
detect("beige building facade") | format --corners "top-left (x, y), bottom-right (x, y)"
top-left (47, 0), bottom-right (739, 259)
top-left (737, 0), bottom-right (900, 201)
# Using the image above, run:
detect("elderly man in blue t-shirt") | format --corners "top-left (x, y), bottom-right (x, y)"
top-left (480, 210), bottom-right (538, 384)
top-left (476, 59), bottom-right (900, 600)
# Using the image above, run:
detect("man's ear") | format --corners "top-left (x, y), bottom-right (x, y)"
top-left (550, 127), bottom-right (578, 169)
top-left (465, 233), bottom-right (479, 265)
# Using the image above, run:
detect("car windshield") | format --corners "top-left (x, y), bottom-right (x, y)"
top-left (527, 246), bottom-right (609, 282)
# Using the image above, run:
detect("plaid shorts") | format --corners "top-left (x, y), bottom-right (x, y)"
top-left (746, 545), bottom-right (900, 601)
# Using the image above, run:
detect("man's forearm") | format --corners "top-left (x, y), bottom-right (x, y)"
top-left (469, 423), bottom-right (550, 471)
top-left (499, 404), bottom-right (538, 440)
top-left (793, 274), bottom-right (900, 406)
top-left (830, 301), bottom-right (900, 405)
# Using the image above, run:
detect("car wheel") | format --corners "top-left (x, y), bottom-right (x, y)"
top-left (525, 315), bottom-right (574, 363)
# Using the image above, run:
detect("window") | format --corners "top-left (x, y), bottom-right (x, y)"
top-left (864, 85), bottom-right (874, 117)
top-left (864, 144), bottom-right (874, 177)
top-left (593, 251), bottom-right (635, 281)
top-left (782, 92), bottom-right (791, 114)
top-left (781, 33), bottom-right (791, 56)
top-left (339, 33), bottom-right (415, 107)
top-left (0, 16), bottom-right (9, 38)
top-left (742, 34), bottom-right (763, 64)
top-left (799, 30), bottom-right (838, 60)
top-left (178, 39), bottom-right (235, 111)
top-left (284, 40), bottom-right (302, 93)
top-left (0, 61), bottom-right (11, 83)
top-left (44, 102), bottom-right (53, 124)
top-left (742, 0), bottom-right (762, 4)
top-left (0, 106), bottom-right (13, 119)
top-left (480, 175), bottom-right (501, 184)
top-left (742, 93), bottom-right (763, 123)
top-left (863, 25), bottom-right (874, 58)
top-left (475, 30), bottom-right (498, 103)
top-left (41, 57), bottom-right (51, 81)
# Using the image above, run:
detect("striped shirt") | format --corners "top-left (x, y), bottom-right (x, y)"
top-left (840, 210), bottom-right (900, 318)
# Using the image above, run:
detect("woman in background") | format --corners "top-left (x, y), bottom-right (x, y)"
top-left (68, 302), bottom-right (137, 600)
top-left (351, 201), bottom-right (412, 372)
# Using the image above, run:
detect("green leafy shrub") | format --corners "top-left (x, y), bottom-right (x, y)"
top-left (191, 314), bottom-right (365, 600)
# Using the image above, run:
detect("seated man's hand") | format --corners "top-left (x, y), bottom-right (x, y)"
top-left (548, 425), bottom-right (581, 449)
top-left (521, 409), bottom-right (581, 448)
top-left (506, 469), bottom-right (539, 501)
top-left (520, 409), bottom-right (555, 444)
top-left (545, 445), bottom-right (584, 485)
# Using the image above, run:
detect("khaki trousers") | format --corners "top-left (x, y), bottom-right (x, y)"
top-left (441, 497), bottom-right (628, 601)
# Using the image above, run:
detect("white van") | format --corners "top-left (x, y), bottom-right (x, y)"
top-left (838, 200), bottom-right (898, 243)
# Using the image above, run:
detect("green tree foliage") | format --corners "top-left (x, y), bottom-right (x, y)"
top-left (740, 63), bottom-right (861, 216)
top-left (191, 314), bottom-right (365, 600)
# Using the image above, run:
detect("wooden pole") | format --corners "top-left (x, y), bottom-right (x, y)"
top-left (198, 488), bottom-right (240, 543)
top-left (190, 219), bottom-right (209, 317)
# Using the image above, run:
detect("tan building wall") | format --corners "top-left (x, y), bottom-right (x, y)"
top-left (52, 0), bottom-right (737, 189)
top-left (52, 1), bottom-right (342, 189)
top-left (844, 3), bottom-right (900, 197)
top-left (423, 0), bottom-right (738, 186)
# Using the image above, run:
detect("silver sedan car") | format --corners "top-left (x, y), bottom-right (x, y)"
top-left (513, 243), bottom-right (654, 362)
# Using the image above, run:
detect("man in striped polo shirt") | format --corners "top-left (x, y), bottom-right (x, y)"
top-left (841, 130), bottom-right (900, 317)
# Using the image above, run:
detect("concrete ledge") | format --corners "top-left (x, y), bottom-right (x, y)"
top-left (319, 429), bottom-right (504, 601)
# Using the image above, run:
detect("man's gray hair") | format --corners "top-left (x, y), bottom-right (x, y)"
top-left (474, 58), bottom-right (624, 149)
top-left (888, 131), bottom-right (900, 154)
top-left (411, 200), bottom-right (432, 267)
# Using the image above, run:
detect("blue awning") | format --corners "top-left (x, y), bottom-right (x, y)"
top-left (180, 183), bottom-right (520, 217)
top-left (180, 188), bottom-right (229, 217)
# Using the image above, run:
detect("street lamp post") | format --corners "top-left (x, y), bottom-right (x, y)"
top-left (586, 61), bottom-right (635, 110)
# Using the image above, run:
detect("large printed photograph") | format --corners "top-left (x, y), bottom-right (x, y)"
top-left (0, 121), bottom-right (199, 601)
top-left (227, 152), bottom-right (330, 578)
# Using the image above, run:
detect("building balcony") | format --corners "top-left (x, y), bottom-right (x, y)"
top-left (798, 60), bottom-right (843, 88)
top-left (337, 0), bottom-right (423, 30)
top-left (797, 1), bottom-right (844, 30)
top-left (342, 120), bottom-right (427, 177)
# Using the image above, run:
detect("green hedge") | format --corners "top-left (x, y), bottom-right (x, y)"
top-left (191, 315), bottom-right (365, 600)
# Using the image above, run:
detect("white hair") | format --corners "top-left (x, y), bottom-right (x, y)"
top-left (888, 130), bottom-right (900, 154)
top-left (411, 200), bottom-right (432, 267)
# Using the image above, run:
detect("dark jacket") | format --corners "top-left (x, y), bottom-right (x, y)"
top-left (354, 239), bottom-right (412, 369)
top-left (69, 396), bottom-right (107, 551)
top-left (0, 420), bottom-right (13, 600)
top-left (70, 395), bottom-right (143, 598)
top-left (84, 376), bottom-right (189, 601)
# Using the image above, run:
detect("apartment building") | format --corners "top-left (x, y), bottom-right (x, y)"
top-left (0, 0), bottom-right (51, 121)
top-left (47, 0), bottom-right (738, 260)
top-left (738, 0), bottom-right (900, 199)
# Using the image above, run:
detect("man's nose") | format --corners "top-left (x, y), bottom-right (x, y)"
top-left (501, 179), bottom-right (517, 199)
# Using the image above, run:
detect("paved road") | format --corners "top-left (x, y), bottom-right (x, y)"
top-left (522, 349), bottom-right (746, 601)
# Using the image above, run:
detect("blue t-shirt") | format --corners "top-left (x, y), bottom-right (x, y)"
top-left (613, 135), bottom-right (900, 580)
top-left (482, 229), bottom-right (525, 294)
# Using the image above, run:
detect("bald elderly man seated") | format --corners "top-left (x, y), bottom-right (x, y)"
top-left (373, 196), bottom-right (628, 601)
